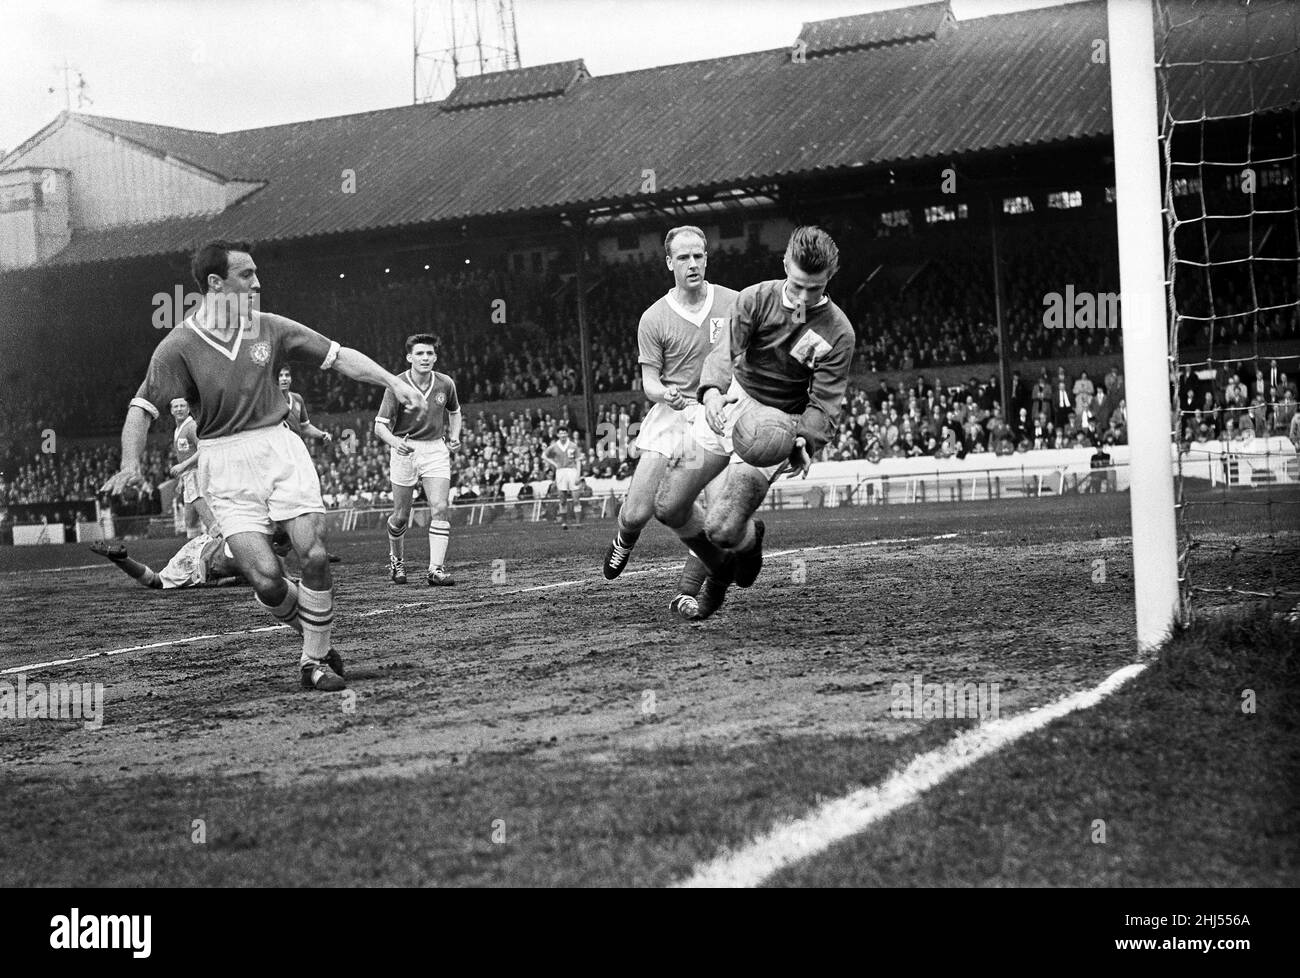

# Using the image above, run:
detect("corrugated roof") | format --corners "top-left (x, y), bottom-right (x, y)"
top-left (69, 113), bottom-right (238, 179)
top-left (18, 0), bottom-right (1299, 268)
top-left (799, 1), bottom-right (953, 54)
top-left (443, 59), bottom-right (589, 109)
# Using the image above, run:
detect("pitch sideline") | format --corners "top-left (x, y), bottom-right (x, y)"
top-left (675, 661), bottom-right (1148, 888)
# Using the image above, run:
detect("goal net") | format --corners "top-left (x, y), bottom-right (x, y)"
top-left (1156, 0), bottom-right (1300, 623)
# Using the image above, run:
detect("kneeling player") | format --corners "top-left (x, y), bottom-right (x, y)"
top-left (653, 226), bottom-right (854, 620)
top-left (375, 333), bottom-right (462, 586)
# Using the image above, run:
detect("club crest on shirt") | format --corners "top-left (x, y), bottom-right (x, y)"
top-left (790, 329), bottom-right (834, 368)
top-left (176, 438), bottom-right (191, 452)
top-left (434, 392), bottom-right (447, 405)
top-left (709, 318), bottom-right (726, 344)
top-left (249, 341), bottom-right (272, 366)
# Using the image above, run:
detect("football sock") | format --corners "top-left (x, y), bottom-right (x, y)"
top-left (138, 566), bottom-right (162, 589)
top-left (256, 577), bottom-right (302, 635)
top-left (674, 510), bottom-right (729, 575)
top-left (676, 553), bottom-right (707, 597)
top-left (428, 520), bottom-right (451, 570)
top-left (734, 520), bottom-right (757, 554)
top-left (615, 516), bottom-right (641, 549)
top-left (387, 516), bottom-right (407, 562)
top-left (296, 583), bottom-right (333, 665)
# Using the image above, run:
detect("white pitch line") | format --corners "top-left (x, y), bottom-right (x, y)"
top-left (0, 563), bottom-right (113, 576)
top-left (1, 626), bottom-right (288, 676)
top-left (0, 530), bottom-right (979, 677)
top-left (675, 661), bottom-right (1148, 888)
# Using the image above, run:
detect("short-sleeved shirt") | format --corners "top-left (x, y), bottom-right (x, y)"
top-left (132, 311), bottom-right (338, 439)
top-left (283, 391), bottom-right (311, 437)
top-left (637, 283), bottom-right (739, 398)
top-left (173, 415), bottom-right (198, 463)
top-left (545, 440), bottom-right (580, 469)
top-left (375, 369), bottom-right (459, 441)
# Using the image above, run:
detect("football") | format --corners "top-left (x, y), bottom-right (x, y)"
top-left (732, 403), bottom-right (798, 467)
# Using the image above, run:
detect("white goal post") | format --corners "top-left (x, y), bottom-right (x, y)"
top-left (1107, 0), bottom-right (1180, 651)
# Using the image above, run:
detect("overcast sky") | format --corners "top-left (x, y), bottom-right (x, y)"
top-left (1, 0), bottom-right (1086, 156)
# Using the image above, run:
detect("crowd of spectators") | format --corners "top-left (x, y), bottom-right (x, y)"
top-left (5, 215), bottom-right (1296, 445)
top-left (1175, 359), bottom-right (1300, 444)
top-left (9, 354), bottom-right (1300, 521)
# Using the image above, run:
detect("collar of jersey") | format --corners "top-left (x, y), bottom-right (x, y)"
top-left (665, 283), bottom-right (714, 327)
top-left (780, 283), bottom-right (830, 312)
top-left (185, 312), bottom-right (247, 362)
top-left (406, 368), bottom-right (436, 395)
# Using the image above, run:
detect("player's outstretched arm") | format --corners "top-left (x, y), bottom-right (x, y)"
top-left (102, 405), bottom-right (153, 495)
top-left (332, 347), bottom-right (425, 410)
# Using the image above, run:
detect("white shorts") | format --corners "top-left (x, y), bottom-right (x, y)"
top-left (390, 438), bottom-right (451, 487)
top-left (555, 467), bottom-right (579, 492)
top-left (158, 533), bottom-right (213, 589)
top-left (179, 469), bottom-right (201, 505)
top-left (692, 378), bottom-right (797, 480)
top-left (634, 401), bottom-right (702, 458)
top-left (198, 423), bottom-right (325, 537)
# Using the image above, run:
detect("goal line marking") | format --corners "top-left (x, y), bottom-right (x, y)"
top-left (674, 661), bottom-right (1147, 888)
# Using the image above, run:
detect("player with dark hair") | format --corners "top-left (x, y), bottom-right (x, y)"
top-left (101, 239), bottom-right (426, 691)
top-left (278, 367), bottom-right (333, 445)
top-left (168, 397), bottom-right (216, 538)
top-left (543, 426), bottom-right (581, 527)
top-left (279, 367), bottom-right (341, 563)
top-left (653, 226), bottom-right (855, 620)
top-left (374, 333), bottom-right (462, 586)
top-left (600, 225), bottom-right (735, 618)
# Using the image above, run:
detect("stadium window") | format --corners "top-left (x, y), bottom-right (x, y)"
top-left (617, 230), bottom-right (639, 251)
top-left (512, 253), bottom-right (525, 272)
top-left (718, 217), bottom-right (743, 239)
top-left (1046, 190), bottom-right (1082, 209)
top-left (924, 204), bottom-right (966, 224)
top-left (880, 208), bottom-right (911, 228)
top-left (1104, 186), bottom-right (1116, 203)
top-left (531, 252), bottom-right (543, 274)
top-left (1002, 196), bottom-right (1034, 215)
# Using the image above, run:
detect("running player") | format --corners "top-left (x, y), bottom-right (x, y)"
top-left (167, 397), bottom-right (216, 537)
top-left (600, 225), bottom-right (735, 618)
top-left (374, 333), bottom-right (462, 586)
top-left (101, 239), bottom-right (426, 692)
top-left (653, 226), bottom-right (855, 620)
top-left (542, 427), bottom-right (581, 526)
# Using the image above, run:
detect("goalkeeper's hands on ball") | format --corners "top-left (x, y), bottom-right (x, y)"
top-left (786, 436), bottom-right (812, 479)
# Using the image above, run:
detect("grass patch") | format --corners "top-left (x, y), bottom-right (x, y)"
top-left (769, 607), bottom-right (1300, 887)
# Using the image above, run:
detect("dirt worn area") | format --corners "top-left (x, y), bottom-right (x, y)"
top-left (2, 498), bottom-right (1144, 786)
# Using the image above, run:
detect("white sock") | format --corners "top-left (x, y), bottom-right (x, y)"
top-left (428, 520), bottom-right (450, 570)
top-left (296, 584), bottom-right (333, 665)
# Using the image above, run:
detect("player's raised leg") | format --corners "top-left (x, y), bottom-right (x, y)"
top-left (654, 450), bottom-right (734, 617)
top-left (89, 540), bottom-right (164, 588)
top-left (703, 463), bottom-right (769, 590)
top-left (423, 473), bottom-right (454, 585)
